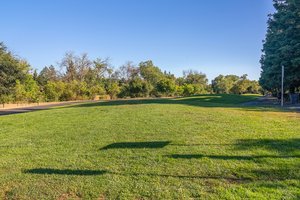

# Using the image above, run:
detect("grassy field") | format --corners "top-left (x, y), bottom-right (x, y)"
top-left (0, 94), bottom-right (299, 199)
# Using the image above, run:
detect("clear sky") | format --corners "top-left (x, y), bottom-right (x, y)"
top-left (0, 0), bottom-right (274, 81)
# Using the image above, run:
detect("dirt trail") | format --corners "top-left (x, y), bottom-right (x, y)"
top-left (242, 96), bottom-right (279, 106)
top-left (242, 96), bottom-right (300, 112)
top-left (0, 100), bottom-right (95, 116)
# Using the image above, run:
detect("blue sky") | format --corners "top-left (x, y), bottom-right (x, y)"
top-left (0, 0), bottom-right (274, 81)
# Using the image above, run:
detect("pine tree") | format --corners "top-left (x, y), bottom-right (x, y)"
top-left (260, 0), bottom-right (300, 93)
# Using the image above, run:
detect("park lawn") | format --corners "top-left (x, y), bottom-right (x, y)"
top-left (0, 94), bottom-right (299, 199)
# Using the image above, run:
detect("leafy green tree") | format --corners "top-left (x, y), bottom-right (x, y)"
top-left (117, 62), bottom-right (140, 83)
top-left (127, 77), bottom-right (151, 98)
top-left (182, 84), bottom-right (195, 96)
top-left (156, 78), bottom-right (176, 96)
top-left (212, 74), bottom-right (261, 94)
top-left (230, 74), bottom-right (251, 94)
top-left (175, 85), bottom-right (184, 96)
top-left (60, 81), bottom-right (77, 101)
top-left (212, 75), bottom-right (239, 94)
top-left (0, 42), bottom-right (30, 97)
top-left (176, 77), bottom-right (185, 86)
top-left (74, 81), bottom-right (88, 99)
top-left (106, 81), bottom-right (120, 99)
top-left (93, 58), bottom-right (111, 80)
top-left (246, 80), bottom-right (262, 94)
top-left (183, 70), bottom-right (208, 85)
top-left (33, 69), bottom-right (38, 82)
top-left (88, 84), bottom-right (106, 100)
top-left (0, 94), bottom-right (13, 107)
top-left (37, 65), bottom-right (58, 86)
top-left (14, 80), bottom-right (26, 104)
top-left (44, 81), bottom-right (65, 102)
top-left (139, 60), bottom-right (164, 86)
top-left (118, 84), bottom-right (130, 98)
top-left (24, 75), bottom-right (41, 103)
top-left (182, 70), bottom-right (209, 94)
top-left (192, 84), bottom-right (207, 94)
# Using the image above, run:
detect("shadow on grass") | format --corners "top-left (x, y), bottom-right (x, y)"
top-left (23, 168), bottom-right (250, 182)
top-left (110, 171), bottom-right (252, 182)
top-left (111, 169), bottom-right (300, 181)
top-left (250, 167), bottom-right (300, 181)
top-left (234, 138), bottom-right (300, 154)
top-left (169, 143), bottom-right (233, 147)
top-left (167, 138), bottom-right (300, 184)
top-left (24, 138), bottom-right (300, 185)
top-left (169, 138), bottom-right (300, 160)
top-left (23, 168), bottom-right (251, 181)
top-left (24, 168), bottom-right (107, 176)
top-left (168, 154), bottom-right (300, 160)
top-left (100, 141), bottom-right (170, 150)
top-left (24, 168), bottom-right (299, 182)
top-left (66, 94), bottom-right (276, 112)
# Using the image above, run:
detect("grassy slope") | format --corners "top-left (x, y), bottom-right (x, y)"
top-left (0, 94), bottom-right (299, 199)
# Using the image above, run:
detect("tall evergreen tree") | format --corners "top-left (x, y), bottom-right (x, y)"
top-left (260, 0), bottom-right (300, 93)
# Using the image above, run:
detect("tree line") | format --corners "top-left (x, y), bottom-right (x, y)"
top-left (260, 0), bottom-right (300, 95)
top-left (0, 42), bottom-right (261, 105)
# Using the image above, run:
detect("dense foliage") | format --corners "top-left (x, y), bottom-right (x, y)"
top-left (212, 74), bottom-right (261, 94)
top-left (0, 42), bottom-right (31, 104)
top-left (0, 43), bottom-right (261, 104)
top-left (260, 0), bottom-right (300, 94)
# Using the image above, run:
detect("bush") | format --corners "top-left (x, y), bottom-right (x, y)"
top-left (175, 85), bottom-right (184, 96)
top-left (193, 84), bottom-right (207, 95)
top-left (128, 78), bottom-right (151, 98)
top-left (183, 84), bottom-right (195, 96)
top-left (44, 81), bottom-right (65, 102)
top-left (106, 81), bottom-right (121, 99)
top-left (60, 82), bottom-right (76, 101)
top-left (0, 94), bottom-right (13, 107)
top-left (156, 78), bottom-right (176, 96)
top-left (88, 84), bottom-right (106, 100)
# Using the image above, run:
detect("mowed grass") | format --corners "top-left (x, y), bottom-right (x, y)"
top-left (0, 94), bottom-right (299, 199)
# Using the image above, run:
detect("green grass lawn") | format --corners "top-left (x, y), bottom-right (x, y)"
top-left (0, 94), bottom-right (299, 199)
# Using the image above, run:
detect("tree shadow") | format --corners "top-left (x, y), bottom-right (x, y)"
top-left (23, 138), bottom-right (299, 191)
top-left (57, 94), bottom-right (298, 114)
top-left (23, 168), bottom-right (251, 182)
top-left (234, 138), bottom-right (300, 154)
top-left (168, 138), bottom-right (299, 160)
top-left (169, 143), bottom-right (233, 147)
top-left (24, 168), bottom-right (107, 176)
top-left (250, 167), bottom-right (300, 181)
top-left (65, 94), bottom-right (276, 111)
top-left (111, 170), bottom-right (300, 182)
top-left (100, 141), bottom-right (170, 150)
top-left (167, 154), bottom-right (300, 160)
top-left (23, 167), bottom-right (299, 182)
top-left (109, 171), bottom-right (252, 182)
top-left (166, 138), bottom-right (300, 184)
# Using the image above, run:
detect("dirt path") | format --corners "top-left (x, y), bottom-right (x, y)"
top-left (0, 97), bottom-right (168, 116)
top-left (242, 96), bottom-right (300, 112)
top-left (242, 96), bottom-right (279, 106)
top-left (0, 100), bottom-right (95, 116)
